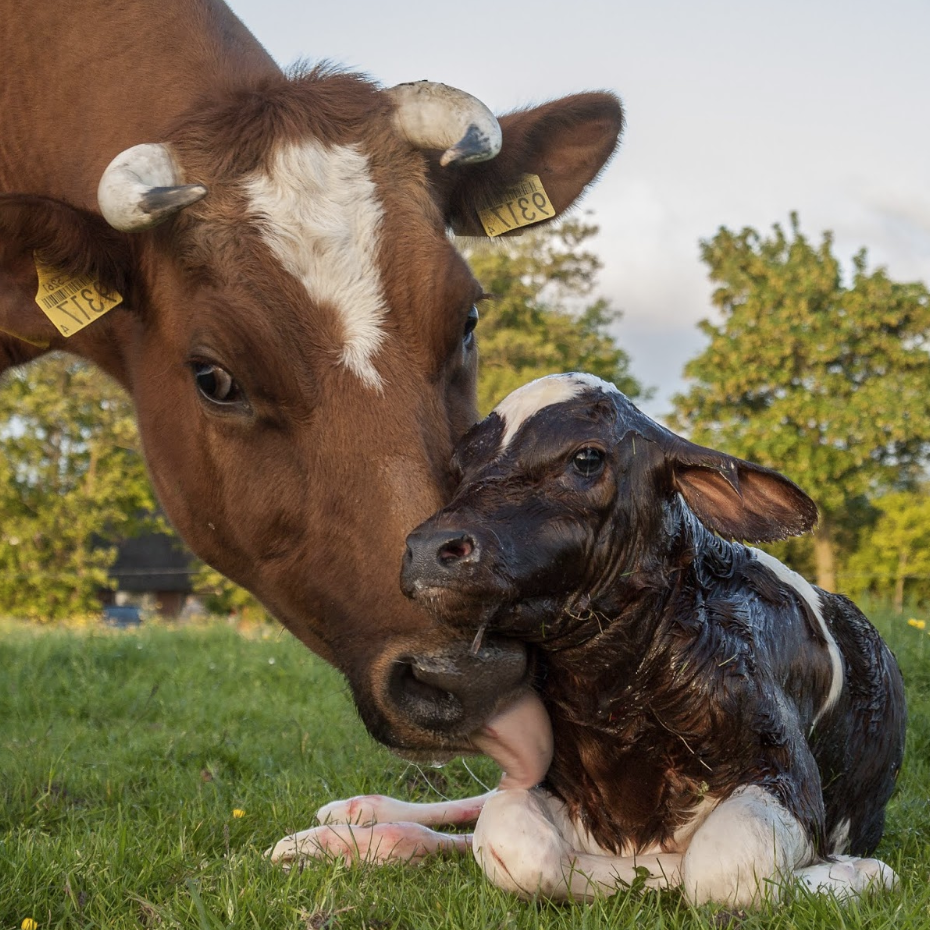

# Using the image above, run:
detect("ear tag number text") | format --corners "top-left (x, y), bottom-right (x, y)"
top-left (34, 255), bottom-right (123, 338)
top-left (478, 174), bottom-right (554, 237)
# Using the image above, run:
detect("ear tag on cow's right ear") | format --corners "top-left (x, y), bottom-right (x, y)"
top-left (34, 254), bottom-right (123, 338)
top-left (478, 174), bottom-right (554, 237)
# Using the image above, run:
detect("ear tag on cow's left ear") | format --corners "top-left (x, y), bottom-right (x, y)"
top-left (33, 254), bottom-right (123, 338)
top-left (478, 174), bottom-right (555, 237)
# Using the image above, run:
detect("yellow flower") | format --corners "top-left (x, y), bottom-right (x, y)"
top-left (22, 919), bottom-right (38, 930)
top-left (232, 808), bottom-right (246, 819)
top-left (908, 618), bottom-right (926, 629)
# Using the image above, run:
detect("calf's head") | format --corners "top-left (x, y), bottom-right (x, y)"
top-left (0, 76), bottom-right (623, 753)
top-left (402, 373), bottom-right (817, 639)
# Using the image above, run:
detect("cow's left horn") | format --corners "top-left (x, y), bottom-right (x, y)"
top-left (97, 143), bottom-right (208, 232)
top-left (388, 81), bottom-right (502, 167)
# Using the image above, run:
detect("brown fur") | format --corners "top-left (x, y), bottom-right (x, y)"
top-left (0, 0), bottom-right (623, 751)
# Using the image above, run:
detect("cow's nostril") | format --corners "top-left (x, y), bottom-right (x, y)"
top-left (437, 535), bottom-right (475, 565)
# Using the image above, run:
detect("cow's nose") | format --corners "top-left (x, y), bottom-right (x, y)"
top-left (402, 526), bottom-right (480, 594)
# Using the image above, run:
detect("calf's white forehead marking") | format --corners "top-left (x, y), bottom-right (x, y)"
top-left (243, 140), bottom-right (388, 390)
top-left (750, 548), bottom-right (843, 725)
top-left (494, 373), bottom-right (619, 450)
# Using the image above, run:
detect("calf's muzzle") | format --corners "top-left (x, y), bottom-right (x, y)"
top-left (401, 525), bottom-right (482, 595)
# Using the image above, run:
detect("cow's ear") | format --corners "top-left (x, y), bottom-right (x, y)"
top-left (0, 195), bottom-right (132, 351)
top-left (0, 195), bottom-right (131, 292)
top-left (668, 438), bottom-right (818, 543)
top-left (439, 92), bottom-right (624, 236)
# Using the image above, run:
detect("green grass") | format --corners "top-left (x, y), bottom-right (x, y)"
top-left (1, 610), bottom-right (929, 929)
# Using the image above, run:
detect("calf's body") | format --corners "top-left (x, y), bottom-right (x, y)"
top-left (272, 373), bottom-right (905, 906)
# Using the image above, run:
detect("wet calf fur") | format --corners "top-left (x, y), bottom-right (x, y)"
top-left (400, 373), bottom-right (905, 903)
top-left (270, 372), bottom-right (905, 905)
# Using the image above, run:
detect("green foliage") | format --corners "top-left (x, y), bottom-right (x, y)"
top-left (671, 214), bottom-right (930, 584)
top-left (194, 563), bottom-right (273, 622)
top-left (462, 218), bottom-right (646, 414)
top-left (0, 354), bottom-right (159, 621)
top-left (844, 489), bottom-right (930, 611)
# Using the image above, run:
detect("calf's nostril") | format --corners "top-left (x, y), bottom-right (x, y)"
top-left (437, 535), bottom-right (476, 565)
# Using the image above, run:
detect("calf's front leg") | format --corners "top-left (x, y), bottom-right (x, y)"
top-left (473, 789), bottom-right (682, 900)
top-left (267, 821), bottom-right (471, 867)
top-left (266, 790), bottom-right (493, 867)
top-left (316, 789), bottom-right (495, 827)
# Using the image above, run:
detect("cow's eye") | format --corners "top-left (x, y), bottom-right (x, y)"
top-left (463, 304), bottom-right (479, 348)
top-left (193, 361), bottom-right (244, 406)
top-left (572, 447), bottom-right (605, 478)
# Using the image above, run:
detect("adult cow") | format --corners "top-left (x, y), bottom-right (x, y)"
top-left (0, 1), bottom-right (623, 754)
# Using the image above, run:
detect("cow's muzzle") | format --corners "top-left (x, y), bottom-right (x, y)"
top-left (362, 630), bottom-right (532, 753)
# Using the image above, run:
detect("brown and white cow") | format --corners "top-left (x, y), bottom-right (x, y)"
top-left (0, 0), bottom-right (623, 753)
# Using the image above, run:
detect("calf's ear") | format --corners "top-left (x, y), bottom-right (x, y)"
top-left (668, 439), bottom-right (818, 543)
top-left (440, 92), bottom-right (624, 236)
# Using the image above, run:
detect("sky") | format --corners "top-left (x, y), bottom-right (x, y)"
top-left (227, 0), bottom-right (930, 418)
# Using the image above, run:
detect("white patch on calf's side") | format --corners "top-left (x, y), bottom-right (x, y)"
top-left (243, 140), bottom-right (388, 390)
top-left (750, 548), bottom-right (844, 726)
top-left (494, 373), bottom-right (620, 450)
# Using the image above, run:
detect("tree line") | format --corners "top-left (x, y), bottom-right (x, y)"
top-left (2, 214), bottom-right (929, 620)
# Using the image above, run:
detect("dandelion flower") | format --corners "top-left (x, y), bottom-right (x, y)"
top-left (22, 919), bottom-right (38, 930)
top-left (908, 618), bottom-right (926, 630)
top-left (232, 808), bottom-right (246, 818)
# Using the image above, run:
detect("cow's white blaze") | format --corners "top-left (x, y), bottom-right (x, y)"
top-left (494, 373), bottom-right (620, 450)
top-left (750, 548), bottom-right (844, 725)
top-left (244, 140), bottom-right (388, 390)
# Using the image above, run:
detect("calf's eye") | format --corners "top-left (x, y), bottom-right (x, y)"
top-left (572, 447), bottom-right (605, 478)
top-left (193, 361), bottom-right (243, 406)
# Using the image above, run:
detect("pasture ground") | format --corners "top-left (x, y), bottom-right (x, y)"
top-left (1, 610), bottom-right (929, 929)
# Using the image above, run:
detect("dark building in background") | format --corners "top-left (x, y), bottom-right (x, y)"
top-left (102, 532), bottom-right (196, 617)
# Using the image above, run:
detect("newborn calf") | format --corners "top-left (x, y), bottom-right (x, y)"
top-left (271, 373), bottom-right (905, 907)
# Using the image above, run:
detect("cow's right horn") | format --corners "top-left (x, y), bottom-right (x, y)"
top-left (97, 143), bottom-right (208, 232)
top-left (388, 81), bottom-right (502, 167)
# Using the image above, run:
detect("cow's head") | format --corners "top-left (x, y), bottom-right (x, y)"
top-left (402, 373), bottom-right (817, 641)
top-left (0, 75), bottom-right (622, 753)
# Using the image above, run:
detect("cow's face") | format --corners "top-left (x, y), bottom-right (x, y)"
top-left (402, 373), bottom-right (818, 643)
top-left (0, 78), bottom-right (624, 753)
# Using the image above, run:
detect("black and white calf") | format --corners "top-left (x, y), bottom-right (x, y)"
top-left (270, 373), bottom-right (906, 906)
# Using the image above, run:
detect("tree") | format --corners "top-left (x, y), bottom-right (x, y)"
top-left (461, 217), bottom-right (646, 414)
top-left (844, 490), bottom-right (930, 613)
top-left (0, 354), bottom-right (159, 621)
top-left (671, 214), bottom-right (930, 589)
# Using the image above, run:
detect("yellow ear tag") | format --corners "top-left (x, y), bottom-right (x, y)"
top-left (34, 255), bottom-right (123, 338)
top-left (477, 174), bottom-right (555, 237)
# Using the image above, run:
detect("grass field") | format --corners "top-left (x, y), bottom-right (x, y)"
top-left (1, 609), bottom-right (929, 929)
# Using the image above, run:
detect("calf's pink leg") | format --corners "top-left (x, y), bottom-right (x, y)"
top-left (267, 822), bottom-right (471, 866)
top-left (316, 790), bottom-right (495, 827)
